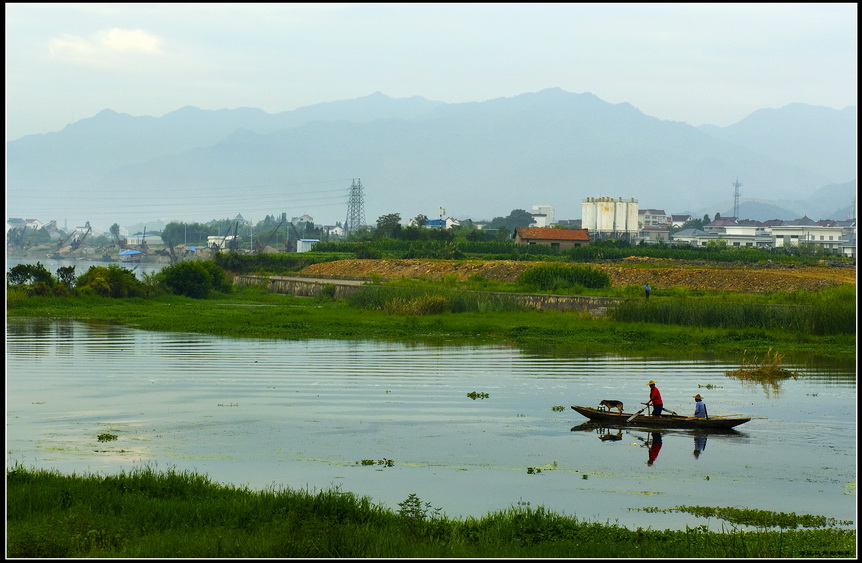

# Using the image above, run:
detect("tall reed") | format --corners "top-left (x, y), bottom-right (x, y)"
top-left (346, 286), bottom-right (527, 314)
top-left (609, 299), bottom-right (855, 335)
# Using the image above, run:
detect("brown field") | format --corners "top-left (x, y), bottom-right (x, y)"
top-left (300, 258), bottom-right (856, 292)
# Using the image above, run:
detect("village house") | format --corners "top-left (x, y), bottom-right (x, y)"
top-left (514, 227), bottom-right (590, 250)
top-left (670, 214), bottom-right (694, 229)
top-left (639, 209), bottom-right (670, 228)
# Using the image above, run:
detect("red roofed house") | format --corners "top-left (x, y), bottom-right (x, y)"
top-left (514, 227), bottom-right (591, 250)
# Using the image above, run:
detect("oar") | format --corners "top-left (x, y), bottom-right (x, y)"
top-left (626, 405), bottom-right (649, 422)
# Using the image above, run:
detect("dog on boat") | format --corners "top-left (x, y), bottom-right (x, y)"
top-left (599, 400), bottom-right (624, 414)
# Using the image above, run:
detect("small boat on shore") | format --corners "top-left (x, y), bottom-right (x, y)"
top-left (571, 405), bottom-right (752, 429)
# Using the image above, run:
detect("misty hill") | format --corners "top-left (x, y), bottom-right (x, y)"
top-left (6, 88), bottom-right (856, 227)
top-left (698, 104), bottom-right (856, 183)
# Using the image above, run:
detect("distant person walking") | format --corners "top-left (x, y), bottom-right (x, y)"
top-left (644, 283), bottom-right (651, 300)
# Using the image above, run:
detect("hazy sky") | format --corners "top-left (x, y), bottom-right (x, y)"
top-left (5, 3), bottom-right (857, 142)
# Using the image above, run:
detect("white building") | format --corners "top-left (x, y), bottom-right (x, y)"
top-left (770, 225), bottom-right (846, 252)
top-left (206, 235), bottom-right (237, 249)
top-left (297, 239), bottom-right (319, 253)
top-left (531, 205), bottom-right (555, 227)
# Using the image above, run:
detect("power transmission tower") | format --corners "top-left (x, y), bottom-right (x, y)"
top-left (732, 178), bottom-right (742, 219)
top-left (344, 178), bottom-right (366, 233)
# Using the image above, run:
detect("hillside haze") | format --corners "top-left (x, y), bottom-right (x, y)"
top-left (6, 88), bottom-right (856, 230)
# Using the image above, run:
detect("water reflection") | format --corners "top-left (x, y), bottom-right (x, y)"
top-left (570, 422), bottom-right (742, 466)
top-left (646, 431), bottom-right (663, 466)
top-left (694, 434), bottom-right (707, 459)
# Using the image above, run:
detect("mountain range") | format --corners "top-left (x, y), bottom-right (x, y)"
top-left (6, 88), bottom-right (856, 230)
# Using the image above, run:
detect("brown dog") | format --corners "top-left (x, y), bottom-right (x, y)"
top-left (599, 400), bottom-right (624, 414)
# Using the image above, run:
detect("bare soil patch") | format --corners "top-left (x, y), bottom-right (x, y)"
top-left (299, 259), bottom-right (856, 292)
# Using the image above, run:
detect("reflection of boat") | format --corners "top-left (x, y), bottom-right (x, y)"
top-left (571, 405), bottom-right (752, 429)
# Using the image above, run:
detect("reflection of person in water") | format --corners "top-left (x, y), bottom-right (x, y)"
top-left (693, 434), bottom-right (707, 459)
top-left (647, 432), bottom-right (663, 466)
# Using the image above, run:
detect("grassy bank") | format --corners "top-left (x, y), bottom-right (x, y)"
top-left (6, 285), bottom-right (855, 364)
top-left (7, 465), bottom-right (854, 558)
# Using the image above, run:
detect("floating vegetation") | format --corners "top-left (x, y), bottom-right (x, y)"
top-left (726, 348), bottom-right (799, 397)
top-left (726, 348), bottom-right (798, 382)
top-left (97, 433), bottom-right (118, 442)
top-left (357, 458), bottom-right (394, 468)
top-left (527, 467), bottom-right (542, 474)
top-left (217, 402), bottom-right (239, 407)
top-left (551, 405), bottom-right (566, 412)
top-left (698, 384), bottom-right (721, 389)
top-left (639, 505), bottom-right (853, 530)
top-left (467, 391), bottom-right (490, 400)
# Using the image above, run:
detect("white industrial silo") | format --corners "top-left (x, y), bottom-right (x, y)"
top-left (582, 196), bottom-right (639, 241)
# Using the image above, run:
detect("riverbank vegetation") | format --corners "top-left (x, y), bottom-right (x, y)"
top-left (6, 257), bottom-right (855, 364)
top-left (6, 464), bottom-right (854, 558)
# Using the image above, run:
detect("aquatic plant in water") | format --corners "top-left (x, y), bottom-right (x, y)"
top-left (725, 348), bottom-right (798, 382)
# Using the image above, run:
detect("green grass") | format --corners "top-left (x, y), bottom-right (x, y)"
top-left (6, 465), bottom-right (855, 558)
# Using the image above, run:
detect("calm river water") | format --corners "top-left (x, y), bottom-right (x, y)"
top-left (5, 317), bottom-right (856, 532)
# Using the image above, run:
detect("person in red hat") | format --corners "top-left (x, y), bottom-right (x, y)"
top-left (646, 380), bottom-right (663, 416)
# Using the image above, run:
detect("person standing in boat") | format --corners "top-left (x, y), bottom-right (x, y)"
top-left (693, 394), bottom-right (708, 418)
top-left (645, 380), bottom-right (663, 416)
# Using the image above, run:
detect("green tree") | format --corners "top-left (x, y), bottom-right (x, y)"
top-left (56, 265), bottom-right (76, 287)
top-left (7, 262), bottom-right (54, 286)
top-left (376, 213), bottom-right (402, 239)
top-left (161, 222), bottom-right (186, 248)
top-left (505, 209), bottom-right (535, 230)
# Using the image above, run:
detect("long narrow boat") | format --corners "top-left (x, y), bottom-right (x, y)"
top-left (571, 405), bottom-right (751, 429)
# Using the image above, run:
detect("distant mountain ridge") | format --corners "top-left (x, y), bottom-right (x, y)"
top-left (6, 88), bottom-right (856, 228)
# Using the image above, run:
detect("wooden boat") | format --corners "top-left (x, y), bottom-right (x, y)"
top-left (571, 405), bottom-right (751, 429)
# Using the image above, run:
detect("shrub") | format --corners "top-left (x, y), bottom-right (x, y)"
top-left (76, 265), bottom-right (145, 298)
top-left (159, 261), bottom-right (216, 299)
top-left (200, 261), bottom-right (232, 293)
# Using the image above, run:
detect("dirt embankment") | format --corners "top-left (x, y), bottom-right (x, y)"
top-left (299, 258), bottom-right (856, 293)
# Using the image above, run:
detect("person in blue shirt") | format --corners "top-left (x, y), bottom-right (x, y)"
top-left (693, 394), bottom-right (707, 418)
